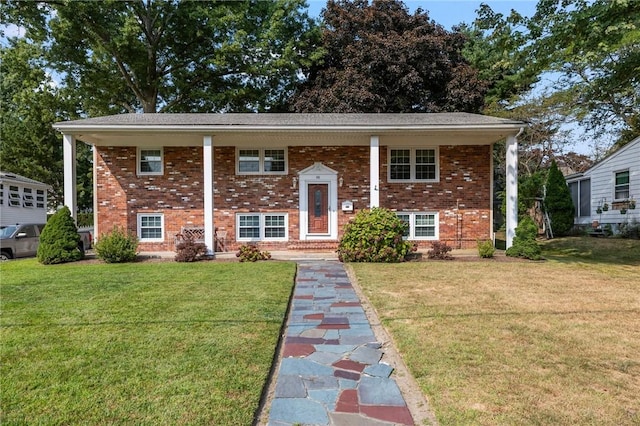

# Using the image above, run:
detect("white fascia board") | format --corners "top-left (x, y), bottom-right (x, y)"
top-left (54, 123), bottom-right (525, 134)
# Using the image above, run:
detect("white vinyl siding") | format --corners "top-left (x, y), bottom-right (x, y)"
top-left (236, 213), bottom-right (288, 241)
top-left (567, 137), bottom-right (639, 226)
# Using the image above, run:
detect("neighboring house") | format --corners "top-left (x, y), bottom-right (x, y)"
top-left (54, 113), bottom-right (524, 254)
top-left (0, 171), bottom-right (51, 226)
top-left (567, 136), bottom-right (640, 231)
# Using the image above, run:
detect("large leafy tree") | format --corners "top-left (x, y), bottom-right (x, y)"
top-left (0, 39), bottom-right (92, 210)
top-left (527, 0), bottom-right (640, 147)
top-left (290, 0), bottom-right (487, 113)
top-left (3, 0), bottom-right (321, 114)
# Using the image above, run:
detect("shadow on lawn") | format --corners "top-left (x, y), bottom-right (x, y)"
top-left (540, 236), bottom-right (640, 266)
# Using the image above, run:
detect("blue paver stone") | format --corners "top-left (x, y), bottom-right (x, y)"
top-left (275, 375), bottom-right (307, 398)
top-left (269, 398), bottom-right (329, 425)
top-left (359, 376), bottom-right (406, 406)
top-left (349, 345), bottom-right (383, 364)
top-left (279, 358), bottom-right (333, 377)
top-left (364, 363), bottom-right (394, 378)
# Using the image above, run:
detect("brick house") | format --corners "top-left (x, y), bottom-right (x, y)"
top-left (55, 113), bottom-right (523, 254)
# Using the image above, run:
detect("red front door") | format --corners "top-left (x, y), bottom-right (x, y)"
top-left (308, 184), bottom-right (329, 234)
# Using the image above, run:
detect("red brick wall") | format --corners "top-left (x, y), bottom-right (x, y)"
top-left (95, 144), bottom-right (491, 251)
top-left (95, 146), bottom-right (204, 251)
top-left (379, 145), bottom-right (492, 248)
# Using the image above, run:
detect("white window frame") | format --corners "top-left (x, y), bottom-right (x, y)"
top-left (396, 212), bottom-right (439, 240)
top-left (137, 147), bottom-right (164, 176)
top-left (137, 213), bottom-right (164, 242)
top-left (614, 169), bottom-right (630, 201)
top-left (236, 213), bottom-right (288, 242)
top-left (388, 147), bottom-right (439, 182)
top-left (8, 185), bottom-right (20, 207)
top-left (236, 148), bottom-right (288, 175)
top-left (36, 189), bottom-right (46, 209)
top-left (23, 188), bottom-right (34, 208)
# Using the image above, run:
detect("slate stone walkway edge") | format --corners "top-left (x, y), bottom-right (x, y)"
top-left (258, 261), bottom-right (436, 426)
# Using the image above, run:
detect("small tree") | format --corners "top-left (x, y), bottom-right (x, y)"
top-left (337, 208), bottom-right (413, 263)
top-left (37, 206), bottom-right (83, 264)
top-left (545, 160), bottom-right (576, 237)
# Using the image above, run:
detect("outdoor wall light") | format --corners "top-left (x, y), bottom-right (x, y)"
top-left (339, 177), bottom-right (343, 187)
top-left (292, 177), bottom-right (297, 189)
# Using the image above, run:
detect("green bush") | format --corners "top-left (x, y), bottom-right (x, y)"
top-left (37, 206), bottom-right (83, 265)
top-left (337, 208), bottom-right (414, 263)
top-left (95, 227), bottom-right (138, 263)
top-left (235, 244), bottom-right (271, 262)
top-left (619, 219), bottom-right (640, 239)
top-left (477, 239), bottom-right (495, 258)
top-left (506, 216), bottom-right (542, 260)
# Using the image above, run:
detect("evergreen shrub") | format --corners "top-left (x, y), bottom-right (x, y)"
top-left (37, 206), bottom-right (83, 265)
top-left (337, 208), bottom-right (414, 262)
top-left (506, 216), bottom-right (542, 260)
top-left (95, 227), bottom-right (138, 263)
top-left (545, 160), bottom-right (576, 236)
top-left (477, 239), bottom-right (495, 258)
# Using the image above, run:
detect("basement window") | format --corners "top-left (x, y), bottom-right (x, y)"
top-left (237, 213), bottom-right (288, 241)
top-left (396, 212), bottom-right (438, 240)
top-left (137, 213), bottom-right (164, 242)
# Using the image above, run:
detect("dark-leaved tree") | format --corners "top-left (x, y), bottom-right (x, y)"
top-left (545, 160), bottom-right (575, 237)
top-left (290, 0), bottom-right (487, 113)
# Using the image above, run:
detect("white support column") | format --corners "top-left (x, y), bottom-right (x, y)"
top-left (370, 135), bottom-right (380, 208)
top-left (63, 133), bottom-right (77, 221)
top-left (505, 132), bottom-right (520, 249)
top-left (203, 136), bottom-right (215, 257)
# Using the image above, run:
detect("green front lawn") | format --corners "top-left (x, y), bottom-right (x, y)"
top-left (1, 259), bottom-right (296, 425)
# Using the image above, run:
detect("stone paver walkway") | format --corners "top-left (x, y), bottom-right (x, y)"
top-left (267, 261), bottom-right (414, 426)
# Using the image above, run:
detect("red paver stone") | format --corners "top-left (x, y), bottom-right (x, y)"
top-left (333, 359), bottom-right (366, 372)
top-left (318, 323), bottom-right (350, 329)
top-left (303, 313), bottom-right (325, 320)
top-left (360, 405), bottom-right (414, 426)
top-left (335, 389), bottom-right (359, 413)
top-left (283, 343), bottom-right (316, 358)
top-left (294, 295), bottom-right (314, 300)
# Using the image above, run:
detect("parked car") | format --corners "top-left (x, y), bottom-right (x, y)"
top-left (0, 223), bottom-right (92, 260)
